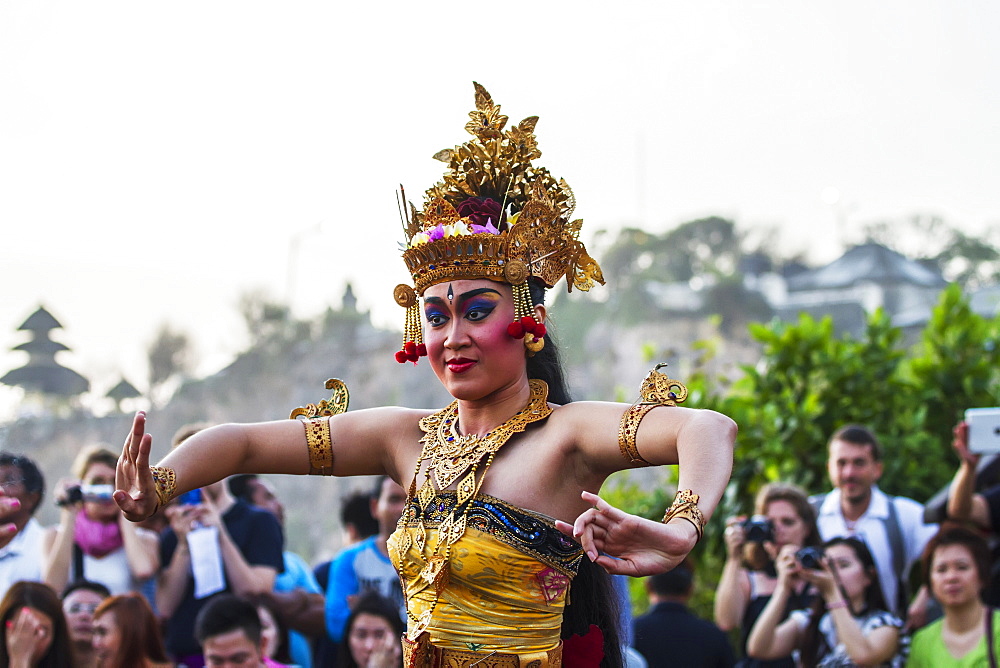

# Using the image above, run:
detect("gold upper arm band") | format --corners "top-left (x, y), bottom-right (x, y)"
top-left (303, 416), bottom-right (335, 476)
top-left (618, 403), bottom-right (656, 466)
top-left (288, 378), bottom-right (349, 476)
top-left (617, 363), bottom-right (689, 466)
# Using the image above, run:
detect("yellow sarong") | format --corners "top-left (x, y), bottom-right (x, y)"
top-left (388, 491), bottom-right (584, 652)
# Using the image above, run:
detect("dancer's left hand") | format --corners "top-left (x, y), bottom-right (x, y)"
top-left (555, 490), bottom-right (697, 576)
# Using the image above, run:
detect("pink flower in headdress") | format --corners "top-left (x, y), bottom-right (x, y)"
top-left (428, 224), bottom-right (446, 242)
top-left (470, 220), bottom-right (501, 235)
top-left (457, 197), bottom-right (505, 227)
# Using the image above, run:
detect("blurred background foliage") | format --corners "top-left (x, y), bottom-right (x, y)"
top-left (607, 282), bottom-right (1000, 619)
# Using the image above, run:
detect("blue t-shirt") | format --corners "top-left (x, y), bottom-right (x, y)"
top-left (324, 535), bottom-right (405, 642)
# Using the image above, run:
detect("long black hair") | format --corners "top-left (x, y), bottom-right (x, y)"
top-left (561, 558), bottom-right (625, 667)
top-left (526, 280), bottom-right (622, 666)
top-left (526, 278), bottom-right (572, 405)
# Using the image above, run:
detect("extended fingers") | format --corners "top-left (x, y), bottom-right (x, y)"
top-left (580, 490), bottom-right (613, 516)
top-left (127, 411), bottom-right (146, 461)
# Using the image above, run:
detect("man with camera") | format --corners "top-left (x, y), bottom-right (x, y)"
top-left (811, 425), bottom-right (936, 624)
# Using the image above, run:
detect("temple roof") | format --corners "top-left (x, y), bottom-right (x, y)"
top-left (0, 365), bottom-right (90, 396)
top-left (13, 339), bottom-right (70, 355)
top-left (787, 243), bottom-right (947, 292)
top-left (106, 378), bottom-right (141, 401)
top-left (17, 306), bottom-right (62, 332)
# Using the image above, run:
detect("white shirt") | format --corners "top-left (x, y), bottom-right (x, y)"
top-left (815, 486), bottom-right (937, 613)
top-left (0, 518), bottom-right (46, 598)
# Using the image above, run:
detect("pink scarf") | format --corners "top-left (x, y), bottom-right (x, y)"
top-left (74, 511), bottom-right (124, 558)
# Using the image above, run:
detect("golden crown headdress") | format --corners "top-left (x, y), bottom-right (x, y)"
top-left (392, 82), bottom-right (604, 363)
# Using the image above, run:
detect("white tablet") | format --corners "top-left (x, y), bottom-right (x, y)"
top-left (966, 407), bottom-right (1000, 454)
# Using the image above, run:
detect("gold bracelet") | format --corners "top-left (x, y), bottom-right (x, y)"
top-left (661, 489), bottom-right (704, 542)
top-left (303, 416), bottom-right (334, 475)
top-left (618, 403), bottom-right (655, 466)
top-left (149, 466), bottom-right (177, 509)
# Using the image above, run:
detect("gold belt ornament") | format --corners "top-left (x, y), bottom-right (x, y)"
top-left (402, 637), bottom-right (562, 668)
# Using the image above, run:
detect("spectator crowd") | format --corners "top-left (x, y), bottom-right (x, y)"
top-left (0, 419), bottom-right (998, 667)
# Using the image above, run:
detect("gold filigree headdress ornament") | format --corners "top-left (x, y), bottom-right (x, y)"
top-left (392, 82), bottom-right (606, 364)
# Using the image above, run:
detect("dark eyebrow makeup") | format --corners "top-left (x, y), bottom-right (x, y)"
top-left (457, 288), bottom-right (501, 305)
top-left (425, 288), bottom-right (501, 309)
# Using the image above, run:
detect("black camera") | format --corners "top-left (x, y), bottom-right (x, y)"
top-left (740, 515), bottom-right (774, 543)
top-left (796, 546), bottom-right (824, 570)
top-left (56, 485), bottom-right (83, 507)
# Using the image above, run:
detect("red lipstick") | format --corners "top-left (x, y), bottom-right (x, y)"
top-left (446, 358), bottom-right (476, 373)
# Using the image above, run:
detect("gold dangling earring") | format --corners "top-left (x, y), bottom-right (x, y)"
top-left (507, 279), bottom-right (546, 356)
top-left (394, 285), bottom-right (426, 364)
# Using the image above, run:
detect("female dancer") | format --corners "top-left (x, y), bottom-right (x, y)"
top-left (746, 537), bottom-right (901, 667)
top-left (715, 482), bottom-right (820, 666)
top-left (908, 525), bottom-right (999, 665)
top-left (113, 83), bottom-right (736, 667)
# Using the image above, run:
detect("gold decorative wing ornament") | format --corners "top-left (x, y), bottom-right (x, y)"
top-left (639, 363), bottom-right (688, 407)
top-left (289, 378), bottom-right (350, 420)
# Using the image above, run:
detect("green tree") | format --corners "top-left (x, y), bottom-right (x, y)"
top-left (636, 287), bottom-right (1000, 621)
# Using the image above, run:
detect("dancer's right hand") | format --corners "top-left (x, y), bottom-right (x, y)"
top-left (114, 411), bottom-right (159, 522)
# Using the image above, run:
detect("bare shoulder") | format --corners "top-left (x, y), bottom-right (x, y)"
top-left (330, 405), bottom-right (432, 434)
top-left (329, 405), bottom-right (435, 481)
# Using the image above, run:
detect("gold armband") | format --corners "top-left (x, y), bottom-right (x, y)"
top-left (618, 363), bottom-right (690, 466)
top-left (661, 489), bottom-right (704, 542)
top-left (303, 416), bottom-right (334, 475)
top-left (618, 403), bottom-right (656, 466)
top-left (150, 466), bottom-right (177, 509)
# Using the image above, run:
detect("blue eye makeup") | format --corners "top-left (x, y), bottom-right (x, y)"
top-left (424, 307), bottom-right (448, 327)
top-left (463, 298), bottom-right (497, 321)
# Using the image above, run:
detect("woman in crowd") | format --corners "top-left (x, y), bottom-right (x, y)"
top-left (91, 593), bottom-right (171, 668)
top-left (0, 581), bottom-right (74, 668)
top-left (60, 580), bottom-right (109, 668)
top-left (747, 537), bottom-right (901, 667)
top-left (338, 591), bottom-right (405, 668)
top-left (908, 525), bottom-right (1000, 665)
top-left (715, 482), bottom-right (821, 666)
top-left (113, 83), bottom-right (737, 667)
top-left (41, 447), bottom-right (159, 596)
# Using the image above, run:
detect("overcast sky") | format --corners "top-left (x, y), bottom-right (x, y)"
top-left (1, 1), bottom-right (997, 417)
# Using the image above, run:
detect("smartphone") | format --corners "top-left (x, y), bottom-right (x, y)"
top-left (177, 488), bottom-right (202, 505)
top-left (966, 408), bottom-right (1000, 454)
